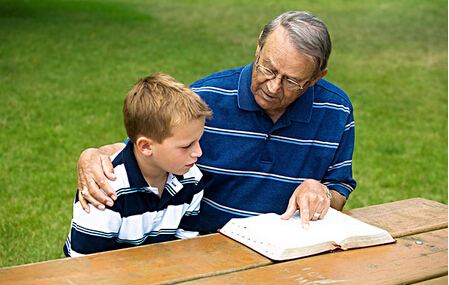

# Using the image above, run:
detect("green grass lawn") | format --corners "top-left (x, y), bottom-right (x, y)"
top-left (0, 0), bottom-right (447, 268)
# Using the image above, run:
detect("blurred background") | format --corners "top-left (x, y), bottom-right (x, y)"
top-left (0, 0), bottom-right (447, 267)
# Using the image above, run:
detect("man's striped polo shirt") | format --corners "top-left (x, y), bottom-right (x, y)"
top-left (190, 62), bottom-right (356, 233)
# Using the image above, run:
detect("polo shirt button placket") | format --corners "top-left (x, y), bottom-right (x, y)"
top-left (260, 133), bottom-right (273, 165)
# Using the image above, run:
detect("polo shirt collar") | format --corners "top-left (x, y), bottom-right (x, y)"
top-left (120, 142), bottom-right (183, 196)
top-left (237, 62), bottom-right (314, 123)
top-left (121, 142), bottom-right (148, 188)
top-left (164, 173), bottom-right (184, 196)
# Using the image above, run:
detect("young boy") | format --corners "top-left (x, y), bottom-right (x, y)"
top-left (64, 73), bottom-right (212, 257)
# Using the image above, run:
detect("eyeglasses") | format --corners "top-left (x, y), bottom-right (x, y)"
top-left (255, 54), bottom-right (311, 91)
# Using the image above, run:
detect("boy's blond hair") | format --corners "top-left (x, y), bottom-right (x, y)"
top-left (123, 73), bottom-right (212, 143)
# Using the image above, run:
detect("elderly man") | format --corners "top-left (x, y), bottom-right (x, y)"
top-left (77, 11), bottom-right (356, 231)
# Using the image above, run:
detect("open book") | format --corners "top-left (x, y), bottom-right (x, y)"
top-left (219, 208), bottom-right (396, 261)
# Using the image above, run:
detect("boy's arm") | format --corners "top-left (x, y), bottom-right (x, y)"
top-left (77, 143), bottom-right (126, 212)
top-left (175, 184), bottom-right (204, 239)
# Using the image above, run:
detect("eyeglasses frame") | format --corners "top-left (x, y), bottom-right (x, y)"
top-left (255, 52), bottom-right (312, 91)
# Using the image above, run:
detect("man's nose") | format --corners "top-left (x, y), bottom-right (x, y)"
top-left (267, 76), bottom-right (283, 93)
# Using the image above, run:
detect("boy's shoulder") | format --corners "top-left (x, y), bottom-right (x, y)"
top-left (107, 145), bottom-right (136, 191)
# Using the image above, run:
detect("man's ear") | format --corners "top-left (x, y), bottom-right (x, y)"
top-left (136, 136), bottom-right (153, 156)
top-left (309, 68), bottom-right (328, 87)
top-left (256, 31), bottom-right (263, 56)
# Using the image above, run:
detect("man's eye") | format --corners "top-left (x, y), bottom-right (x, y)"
top-left (261, 67), bottom-right (273, 75)
top-left (286, 78), bottom-right (300, 86)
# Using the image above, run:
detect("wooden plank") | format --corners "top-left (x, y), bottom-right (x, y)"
top-left (414, 275), bottom-right (448, 285)
top-left (344, 198), bottom-right (448, 238)
top-left (0, 234), bottom-right (271, 285)
top-left (183, 228), bottom-right (448, 285)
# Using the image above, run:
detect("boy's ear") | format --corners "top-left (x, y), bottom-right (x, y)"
top-left (136, 136), bottom-right (153, 156)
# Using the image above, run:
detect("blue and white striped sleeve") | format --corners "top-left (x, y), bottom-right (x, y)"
top-left (175, 180), bottom-right (204, 239)
top-left (322, 109), bottom-right (357, 198)
top-left (64, 195), bottom-right (122, 257)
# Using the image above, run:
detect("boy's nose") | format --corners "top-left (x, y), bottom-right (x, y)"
top-left (191, 142), bottom-right (202, 158)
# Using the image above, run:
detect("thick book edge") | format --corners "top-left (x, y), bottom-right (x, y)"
top-left (218, 228), bottom-right (338, 261)
top-left (339, 233), bottom-right (396, 250)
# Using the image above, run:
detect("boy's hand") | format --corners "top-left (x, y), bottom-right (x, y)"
top-left (77, 146), bottom-right (121, 212)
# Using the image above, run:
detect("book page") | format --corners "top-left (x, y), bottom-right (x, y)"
top-left (220, 213), bottom-right (336, 260)
top-left (246, 211), bottom-right (337, 247)
top-left (227, 208), bottom-right (383, 246)
top-left (304, 208), bottom-right (393, 245)
top-left (220, 208), bottom-right (395, 260)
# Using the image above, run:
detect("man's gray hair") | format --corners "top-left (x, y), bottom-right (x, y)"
top-left (260, 11), bottom-right (332, 76)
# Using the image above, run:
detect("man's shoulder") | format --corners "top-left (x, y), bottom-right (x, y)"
top-left (314, 79), bottom-right (353, 109)
top-left (190, 65), bottom-right (245, 89)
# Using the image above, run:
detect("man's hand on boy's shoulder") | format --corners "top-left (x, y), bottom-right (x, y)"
top-left (77, 143), bottom-right (124, 212)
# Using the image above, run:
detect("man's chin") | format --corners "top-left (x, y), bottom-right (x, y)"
top-left (255, 93), bottom-right (277, 109)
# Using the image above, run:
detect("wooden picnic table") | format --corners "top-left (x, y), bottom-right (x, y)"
top-left (0, 197), bottom-right (447, 284)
